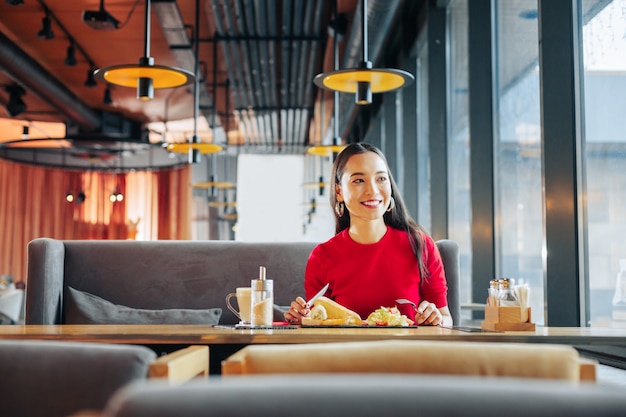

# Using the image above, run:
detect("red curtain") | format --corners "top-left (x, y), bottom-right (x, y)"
top-left (0, 159), bottom-right (191, 284)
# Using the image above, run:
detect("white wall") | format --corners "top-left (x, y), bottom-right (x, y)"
top-left (236, 154), bottom-right (333, 242)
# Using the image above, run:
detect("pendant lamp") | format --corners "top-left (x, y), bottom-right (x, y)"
top-left (94, 0), bottom-right (194, 100)
top-left (163, 0), bottom-right (222, 160)
top-left (308, 1), bottom-right (347, 157)
top-left (313, 0), bottom-right (414, 105)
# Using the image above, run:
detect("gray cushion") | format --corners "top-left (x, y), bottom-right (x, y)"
top-left (65, 287), bottom-right (222, 325)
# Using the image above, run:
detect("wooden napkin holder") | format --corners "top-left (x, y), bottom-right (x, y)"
top-left (481, 306), bottom-right (535, 331)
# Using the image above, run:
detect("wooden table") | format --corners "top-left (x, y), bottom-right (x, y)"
top-left (2, 324), bottom-right (625, 373)
top-left (0, 324), bottom-right (624, 345)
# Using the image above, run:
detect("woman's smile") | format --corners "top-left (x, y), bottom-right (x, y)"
top-left (361, 199), bottom-right (383, 208)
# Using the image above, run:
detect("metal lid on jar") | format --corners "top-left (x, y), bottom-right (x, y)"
top-left (251, 266), bottom-right (273, 291)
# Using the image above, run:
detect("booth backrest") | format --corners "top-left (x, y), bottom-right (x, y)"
top-left (0, 339), bottom-right (156, 417)
top-left (435, 239), bottom-right (460, 324)
top-left (25, 238), bottom-right (317, 325)
top-left (25, 237), bottom-right (459, 325)
top-left (221, 339), bottom-right (585, 382)
top-left (103, 374), bottom-right (624, 417)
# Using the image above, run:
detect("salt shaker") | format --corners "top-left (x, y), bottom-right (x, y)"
top-left (250, 266), bottom-right (273, 326)
top-left (497, 278), bottom-right (519, 306)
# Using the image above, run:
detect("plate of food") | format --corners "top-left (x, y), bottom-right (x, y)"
top-left (301, 297), bottom-right (416, 328)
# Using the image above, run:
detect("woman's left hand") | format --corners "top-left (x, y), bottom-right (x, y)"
top-left (414, 301), bottom-right (444, 326)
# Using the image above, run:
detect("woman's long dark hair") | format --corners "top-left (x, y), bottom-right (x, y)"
top-left (330, 143), bottom-right (428, 278)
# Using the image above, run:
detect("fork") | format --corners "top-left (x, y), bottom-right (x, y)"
top-left (395, 298), bottom-right (419, 314)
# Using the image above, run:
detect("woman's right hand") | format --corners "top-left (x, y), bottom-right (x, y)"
top-left (284, 296), bottom-right (309, 324)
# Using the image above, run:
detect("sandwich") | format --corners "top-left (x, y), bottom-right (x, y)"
top-left (301, 296), bottom-right (364, 326)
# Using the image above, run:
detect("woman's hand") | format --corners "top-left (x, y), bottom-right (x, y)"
top-left (284, 296), bottom-right (309, 324)
top-left (414, 301), bottom-right (446, 326)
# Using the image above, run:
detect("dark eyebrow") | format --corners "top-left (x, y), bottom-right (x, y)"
top-left (349, 170), bottom-right (387, 178)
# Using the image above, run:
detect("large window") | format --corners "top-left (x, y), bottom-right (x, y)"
top-left (581, 0), bottom-right (626, 327)
top-left (494, 1), bottom-right (544, 324)
top-left (416, 38), bottom-right (431, 231)
top-left (447, 0), bottom-right (472, 309)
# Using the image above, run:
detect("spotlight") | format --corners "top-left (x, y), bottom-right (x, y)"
top-left (37, 13), bottom-right (54, 39)
top-left (64, 42), bottom-right (77, 66)
top-left (65, 191), bottom-right (86, 204)
top-left (82, 2), bottom-right (120, 31)
top-left (75, 191), bottom-right (86, 205)
top-left (85, 67), bottom-right (97, 87)
top-left (103, 86), bottom-right (113, 105)
top-left (21, 125), bottom-right (29, 139)
top-left (109, 191), bottom-right (123, 202)
top-left (5, 84), bottom-right (26, 117)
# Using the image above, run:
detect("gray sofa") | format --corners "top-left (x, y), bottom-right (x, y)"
top-left (25, 238), bottom-right (317, 325)
top-left (25, 237), bottom-right (460, 326)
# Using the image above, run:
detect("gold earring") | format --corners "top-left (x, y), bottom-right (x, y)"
top-left (335, 201), bottom-right (345, 217)
top-left (387, 196), bottom-right (395, 212)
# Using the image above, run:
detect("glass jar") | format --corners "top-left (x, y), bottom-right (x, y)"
top-left (497, 278), bottom-right (519, 306)
top-left (250, 266), bottom-right (273, 326)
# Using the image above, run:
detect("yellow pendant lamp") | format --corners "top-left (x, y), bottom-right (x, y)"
top-left (94, 0), bottom-right (194, 100)
top-left (313, 0), bottom-right (414, 105)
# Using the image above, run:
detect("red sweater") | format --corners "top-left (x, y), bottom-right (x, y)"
top-left (305, 226), bottom-right (448, 320)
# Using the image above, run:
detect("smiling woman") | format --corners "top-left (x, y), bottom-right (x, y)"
top-left (284, 143), bottom-right (453, 328)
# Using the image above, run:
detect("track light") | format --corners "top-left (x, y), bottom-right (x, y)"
top-left (5, 84), bottom-right (26, 117)
top-left (109, 191), bottom-right (123, 202)
top-left (21, 125), bottom-right (29, 139)
top-left (85, 67), bottom-right (97, 87)
top-left (103, 86), bottom-right (113, 105)
top-left (65, 191), bottom-right (85, 204)
top-left (64, 41), bottom-right (77, 66)
top-left (37, 12), bottom-right (54, 39)
top-left (82, 0), bottom-right (120, 31)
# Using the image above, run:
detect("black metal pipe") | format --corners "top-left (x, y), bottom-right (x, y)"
top-left (0, 32), bottom-right (101, 130)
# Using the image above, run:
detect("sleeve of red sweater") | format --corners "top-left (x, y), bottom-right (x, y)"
top-left (420, 234), bottom-right (449, 308)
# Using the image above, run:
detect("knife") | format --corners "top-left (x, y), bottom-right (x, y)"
top-left (306, 283), bottom-right (329, 308)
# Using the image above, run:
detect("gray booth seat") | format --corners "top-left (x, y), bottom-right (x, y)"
top-left (103, 374), bottom-right (625, 417)
top-left (0, 340), bottom-right (156, 417)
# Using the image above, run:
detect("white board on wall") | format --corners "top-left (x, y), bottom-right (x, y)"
top-left (236, 154), bottom-right (306, 242)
